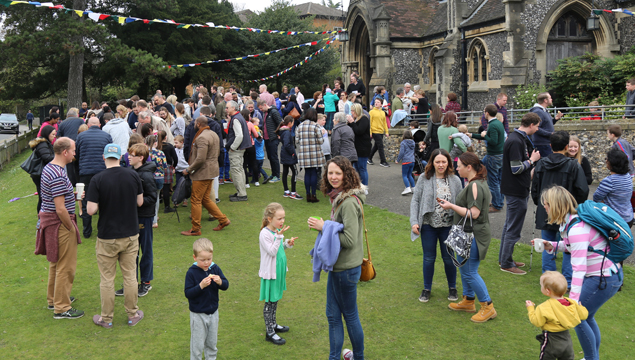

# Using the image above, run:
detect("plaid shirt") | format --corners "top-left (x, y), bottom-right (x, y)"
top-left (295, 120), bottom-right (325, 168)
top-left (480, 103), bottom-right (509, 133)
top-left (443, 101), bottom-right (461, 114)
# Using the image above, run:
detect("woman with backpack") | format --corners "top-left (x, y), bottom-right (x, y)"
top-left (423, 104), bottom-right (442, 162)
top-left (535, 186), bottom-right (624, 360)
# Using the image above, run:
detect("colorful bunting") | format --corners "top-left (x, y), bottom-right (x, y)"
top-left (0, 0), bottom-right (347, 35)
top-left (164, 38), bottom-right (330, 68)
top-left (592, 8), bottom-right (635, 16)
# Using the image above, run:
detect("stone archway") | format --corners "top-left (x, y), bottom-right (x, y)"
top-left (535, 0), bottom-right (619, 84)
top-left (345, 14), bottom-right (373, 105)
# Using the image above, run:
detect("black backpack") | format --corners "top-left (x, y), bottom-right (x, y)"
top-left (171, 175), bottom-right (192, 222)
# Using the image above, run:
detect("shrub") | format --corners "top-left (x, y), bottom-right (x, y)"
top-left (511, 83), bottom-right (549, 109)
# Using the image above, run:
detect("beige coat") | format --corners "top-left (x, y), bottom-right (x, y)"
top-left (187, 128), bottom-right (220, 181)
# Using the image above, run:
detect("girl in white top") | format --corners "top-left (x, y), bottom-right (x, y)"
top-left (259, 203), bottom-right (297, 345)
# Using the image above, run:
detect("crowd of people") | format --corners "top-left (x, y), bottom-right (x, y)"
top-left (27, 74), bottom-right (634, 360)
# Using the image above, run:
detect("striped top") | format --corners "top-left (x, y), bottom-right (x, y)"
top-left (550, 214), bottom-right (618, 301)
top-left (593, 174), bottom-right (634, 222)
top-left (40, 163), bottom-right (75, 214)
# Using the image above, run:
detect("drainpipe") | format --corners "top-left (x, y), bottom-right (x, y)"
top-left (461, 27), bottom-right (468, 110)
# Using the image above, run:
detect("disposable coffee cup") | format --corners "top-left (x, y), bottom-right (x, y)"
top-left (534, 240), bottom-right (545, 252)
top-left (76, 183), bottom-right (85, 200)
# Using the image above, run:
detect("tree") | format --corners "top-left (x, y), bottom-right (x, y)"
top-left (322, 0), bottom-right (341, 9)
top-left (230, 0), bottom-right (339, 94)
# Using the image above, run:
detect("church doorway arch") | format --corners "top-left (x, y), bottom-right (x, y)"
top-left (546, 11), bottom-right (595, 73)
top-left (347, 15), bottom-right (372, 106)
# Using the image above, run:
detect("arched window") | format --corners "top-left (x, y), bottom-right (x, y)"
top-left (429, 48), bottom-right (438, 84)
top-left (468, 40), bottom-right (488, 83)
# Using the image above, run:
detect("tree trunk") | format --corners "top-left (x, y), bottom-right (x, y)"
top-left (67, 0), bottom-right (86, 111)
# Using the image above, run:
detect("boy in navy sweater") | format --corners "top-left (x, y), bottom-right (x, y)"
top-left (184, 238), bottom-right (229, 360)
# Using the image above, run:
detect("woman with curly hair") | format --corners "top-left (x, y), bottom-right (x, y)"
top-left (308, 156), bottom-right (365, 360)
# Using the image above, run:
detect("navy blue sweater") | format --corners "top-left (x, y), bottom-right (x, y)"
top-left (184, 263), bottom-right (229, 315)
top-left (76, 126), bottom-right (113, 176)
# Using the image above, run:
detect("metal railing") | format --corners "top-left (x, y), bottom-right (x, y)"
top-left (403, 104), bottom-right (631, 127)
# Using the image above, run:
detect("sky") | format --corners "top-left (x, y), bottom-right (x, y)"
top-left (230, 0), bottom-right (350, 13)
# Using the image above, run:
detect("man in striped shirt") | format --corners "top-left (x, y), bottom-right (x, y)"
top-left (39, 137), bottom-right (84, 319)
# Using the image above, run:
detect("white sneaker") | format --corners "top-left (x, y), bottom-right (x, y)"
top-left (255, 182), bottom-right (260, 187)
top-left (401, 187), bottom-right (411, 195)
top-left (245, 184), bottom-right (250, 188)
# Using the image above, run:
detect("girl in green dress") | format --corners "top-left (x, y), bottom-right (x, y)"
top-left (259, 203), bottom-right (297, 345)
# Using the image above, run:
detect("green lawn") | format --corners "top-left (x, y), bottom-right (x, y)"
top-left (0, 151), bottom-right (634, 359)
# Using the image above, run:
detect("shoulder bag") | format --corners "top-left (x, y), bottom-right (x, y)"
top-left (446, 209), bottom-right (474, 268)
top-left (288, 105), bottom-right (301, 120)
top-left (353, 195), bottom-right (376, 281)
top-left (21, 151), bottom-right (43, 177)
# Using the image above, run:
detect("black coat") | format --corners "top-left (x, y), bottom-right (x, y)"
top-left (278, 128), bottom-right (297, 165)
top-left (264, 108), bottom-right (283, 141)
top-left (134, 161), bottom-right (158, 218)
top-left (348, 115), bottom-right (372, 158)
top-left (31, 138), bottom-right (55, 167)
top-left (531, 153), bottom-right (589, 230)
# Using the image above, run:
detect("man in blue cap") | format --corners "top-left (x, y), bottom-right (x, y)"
top-left (86, 143), bottom-right (145, 328)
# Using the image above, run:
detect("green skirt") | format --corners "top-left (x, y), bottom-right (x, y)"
top-left (259, 239), bottom-right (288, 302)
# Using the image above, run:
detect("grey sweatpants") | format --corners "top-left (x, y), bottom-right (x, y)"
top-left (499, 194), bottom-right (529, 268)
top-left (190, 311), bottom-right (219, 360)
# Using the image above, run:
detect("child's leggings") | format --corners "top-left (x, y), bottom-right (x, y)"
top-left (282, 164), bottom-right (297, 193)
top-left (263, 301), bottom-right (279, 335)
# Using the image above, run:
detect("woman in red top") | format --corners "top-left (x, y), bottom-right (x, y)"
top-left (443, 92), bottom-right (461, 114)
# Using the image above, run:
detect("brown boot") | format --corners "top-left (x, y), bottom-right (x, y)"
top-left (306, 194), bottom-right (313, 203)
top-left (448, 296), bottom-right (476, 312)
top-left (471, 301), bottom-right (497, 323)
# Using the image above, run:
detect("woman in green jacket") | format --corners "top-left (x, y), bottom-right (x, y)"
top-left (308, 155), bottom-right (365, 360)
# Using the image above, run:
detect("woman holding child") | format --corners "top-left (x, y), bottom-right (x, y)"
top-left (410, 149), bottom-right (462, 303)
top-left (535, 186), bottom-right (623, 360)
top-left (308, 156), bottom-right (365, 360)
top-left (439, 152), bottom-right (496, 323)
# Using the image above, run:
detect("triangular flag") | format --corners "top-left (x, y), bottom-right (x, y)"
top-left (74, 10), bottom-right (83, 16)
top-left (118, 16), bottom-right (125, 24)
top-left (87, 12), bottom-right (100, 22)
top-left (99, 14), bottom-right (109, 20)
top-left (624, 9), bottom-right (634, 15)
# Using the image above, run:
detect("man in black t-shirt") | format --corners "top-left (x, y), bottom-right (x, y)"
top-left (499, 113), bottom-right (541, 276)
top-left (86, 143), bottom-right (145, 328)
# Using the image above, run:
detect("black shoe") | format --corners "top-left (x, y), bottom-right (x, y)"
top-left (138, 282), bottom-right (152, 297)
top-left (48, 296), bottom-right (75, 310)
top-left (419, 289), bottom-right (431, 303)
top-left (262, 175), bottom-right (271, 184)
top-left (53, 307), bottom-right (84, 319)
top-left (230, 195), bottom-right (248, 202)
top-left (83, 232), bottom-right (92, 238)
top-left (115, 288), bottom-right (124, 297)
top-left (164, 207), bottom-right (176, 213)
top-left (229, 193), bottom-right (238, 198)
top-left (266, 333), bottom-right (286, 345)
top-left (367, 160), bottom-right (374, 165)
top-left (379, 162), bottom-right (390, 168)
top-left (274, 324), bottom-right (290, 333)
top-left (448, 288), bottom-right (459, 301)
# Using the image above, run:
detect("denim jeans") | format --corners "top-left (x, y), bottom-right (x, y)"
top-left (499, 195), bottom-right (529, 268)
top-left (456, 240), bottom-right (491, 302)
top-left (304, 167), bottom-right (319, 196)
top-left (540, 230), bottom-right (572, 287)
top-left (401, 163), bottom-right (415, 188)
top-left (483, 154), bottom-right (504, 209)
top-left (574, 267), bottom-right (623, 360)
top-left (137, 216), bottom-right (154, 283)
top-left (421, 225), bottom-right (456, 290)
top-left (354, 157), bottom-right (369, 186)
top-left (153, 178), bottom-right (164, 225)
top-left (325, 112), bottom-right (335, 131)
top-left (326, 266), bottom-right (364, 360)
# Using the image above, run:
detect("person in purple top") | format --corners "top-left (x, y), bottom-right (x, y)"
top-left (479, 93), bottom-right (509, 134)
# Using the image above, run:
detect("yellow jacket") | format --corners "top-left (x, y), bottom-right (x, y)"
top-left (527, 297), bottom-right (588, 332)
top-left (369, 108), bottom-right (388, 135)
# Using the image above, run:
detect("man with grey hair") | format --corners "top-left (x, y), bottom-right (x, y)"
top-left (58, 108), bottom-right (85, 142)
top-left (224, 101), bottom-right (251, 201)
top-left (136, 108), bottom-right (174, 145)
top-left (76, 117), bottom-right (113, 238)
top-left (216, 92), bottom-right (233, 126)
top-left (403, 83), bottom-right (415, 113)
top-left (331, 112), bottom-right (358, 164)
top-left (153, 93), bottom-right (174, 116)
top-left (259, 84), bottom-right (275, 107)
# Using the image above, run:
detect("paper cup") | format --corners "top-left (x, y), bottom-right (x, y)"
top-left (76, 183), bottom-right (84, 200)
top-left (534, 240), bottom-right (545, 252)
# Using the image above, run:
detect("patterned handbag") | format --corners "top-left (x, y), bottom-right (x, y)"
top-left (445, 210), bottom-right (474, 268)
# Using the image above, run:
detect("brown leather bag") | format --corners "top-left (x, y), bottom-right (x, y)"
top-left (353, 195), bottom-right (376, 281)
top-left (288, 106), bottom-right (301, 120)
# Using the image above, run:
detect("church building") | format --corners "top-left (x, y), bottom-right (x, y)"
top-left (341, 0), bottom-right (635, 110)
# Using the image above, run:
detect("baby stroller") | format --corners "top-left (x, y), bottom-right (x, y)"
top-left (414, 150), bottom-right (427, 176)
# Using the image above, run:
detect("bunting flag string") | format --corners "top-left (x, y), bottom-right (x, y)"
top-left (592, 8), bottom-right (635, 16)
top-left (165, 38), bottom-right (329, 68)
top-left (243, 38), bottom-right (335, 83)
top-left (0, 1), bottom-right (347, 35)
